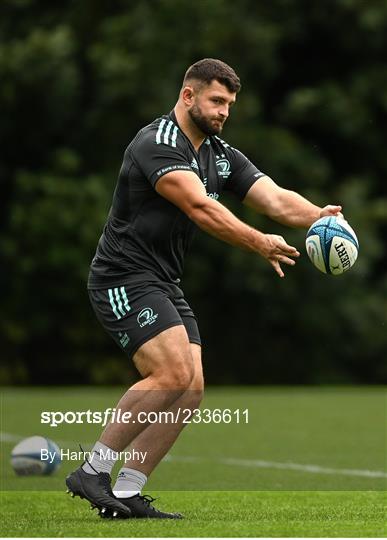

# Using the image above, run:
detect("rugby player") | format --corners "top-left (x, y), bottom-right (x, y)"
top-left (66, 58), bottom-right (342, 518)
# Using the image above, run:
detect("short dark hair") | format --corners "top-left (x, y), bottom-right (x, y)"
top-left (183, 58), bottom-right (241, 93)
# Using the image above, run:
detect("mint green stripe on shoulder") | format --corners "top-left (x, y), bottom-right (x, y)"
top-left (163, 120), bottom-right (173, 145)
top-left (171, 125), bottom-right (178, 147)
top-left (156, 118), bottom-right (166, 144)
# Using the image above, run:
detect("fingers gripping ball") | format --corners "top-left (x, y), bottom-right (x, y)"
top-left (306, 216), bottom-right (359, 275)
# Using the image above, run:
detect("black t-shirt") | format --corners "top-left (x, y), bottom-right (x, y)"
top-left (87, 111), bottom-right (265, 289)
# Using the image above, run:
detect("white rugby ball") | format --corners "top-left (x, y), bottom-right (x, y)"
top-left (306, 216), bottom-right (359, 275)
top-left (11, 436), bottom-right (61, 476)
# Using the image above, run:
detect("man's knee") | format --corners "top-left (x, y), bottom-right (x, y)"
top-left (156, 351), bottom-right (194, 391)
top-left (134, 326), bottom-right (195, 391)
top-left (178, 370), bottom-right (204, 410)
top-left (168, 362), bottom-right (194, 390)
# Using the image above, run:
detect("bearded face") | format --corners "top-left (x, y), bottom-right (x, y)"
top-left (183, 80), bottom-right (236, 137)
top-left (188, 103), bottom-right (225, 136)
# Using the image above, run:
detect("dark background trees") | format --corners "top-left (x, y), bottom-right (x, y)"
top-left (1, 0), bottom-right (386, 385)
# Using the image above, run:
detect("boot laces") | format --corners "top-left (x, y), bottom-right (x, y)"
top-left (97, 472), bottom-right (114, 495)
top-left (138, 494), bottom-right (157, 509)
top-left (79, 444), bottom-right (113, 495)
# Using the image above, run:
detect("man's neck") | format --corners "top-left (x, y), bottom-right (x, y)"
top-left (173, 104), bottom-right (205, 152)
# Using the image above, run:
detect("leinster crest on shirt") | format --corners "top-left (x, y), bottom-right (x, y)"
top-left (216, 158), bottom-right (231, 179)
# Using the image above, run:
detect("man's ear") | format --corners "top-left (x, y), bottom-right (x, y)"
top-left (182, 85), bottom-right (195, 106)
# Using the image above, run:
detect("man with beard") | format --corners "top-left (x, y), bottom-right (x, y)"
top-left (66, 58), bottom-right (342, 519)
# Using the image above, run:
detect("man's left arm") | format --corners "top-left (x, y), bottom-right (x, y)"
top-left (243, 175), bottom-right (343, 228)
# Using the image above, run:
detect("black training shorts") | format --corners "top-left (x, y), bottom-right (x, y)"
top-left (88, 280), bottom-right (201, 360)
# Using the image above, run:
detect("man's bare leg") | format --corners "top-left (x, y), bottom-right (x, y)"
top-left (66, 325), bottom-right (194, 519)
top-left (110, 343), bottom-right (203, 518)
top-left (100, 325), bottom-right (195, 452)
top-left (116, 343), bottom-right (203, 477)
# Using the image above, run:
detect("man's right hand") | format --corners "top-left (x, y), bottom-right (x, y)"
top-left (257, 234), bottom-right (300, 278)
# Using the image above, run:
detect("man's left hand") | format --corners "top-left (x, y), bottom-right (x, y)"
top-left (319, 205), bottom-right (344, 220)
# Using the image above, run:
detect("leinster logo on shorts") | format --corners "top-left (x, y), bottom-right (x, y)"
top-left (216, 158), bottom-right (231, 179)
top-left (137, 307), bottom-right (159, 328)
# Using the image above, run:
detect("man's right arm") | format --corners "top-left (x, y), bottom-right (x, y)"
top-left (155, 170), bottom-right (300, 278)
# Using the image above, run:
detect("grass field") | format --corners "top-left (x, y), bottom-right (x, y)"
top-left (1, 490), bottom-right (385, 537)
top-left (0, 386), bottom-right (386, 537)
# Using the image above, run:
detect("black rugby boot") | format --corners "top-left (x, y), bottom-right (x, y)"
top-left (100, 493), bottom-right (183, 519)
top-left (66, 466), bottom-right (132, 519)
